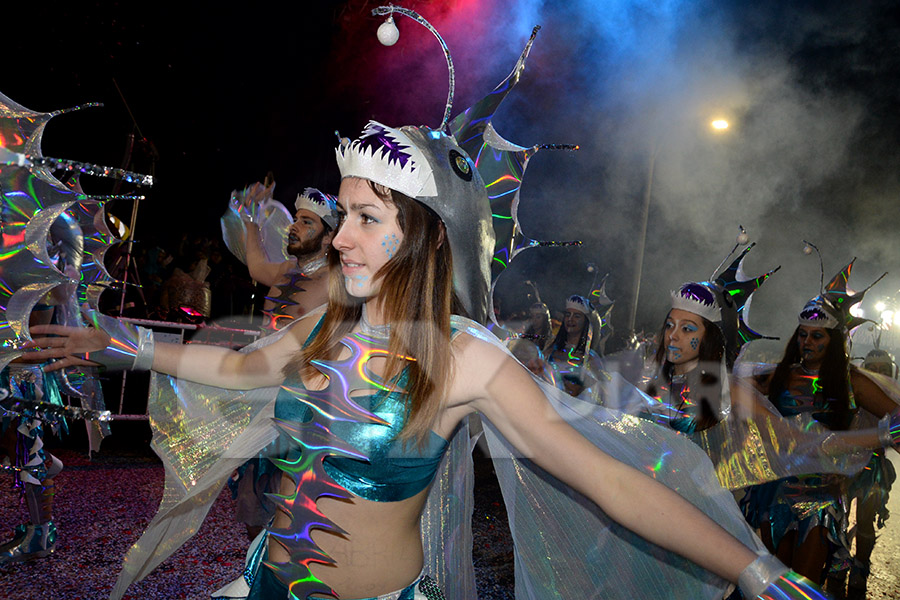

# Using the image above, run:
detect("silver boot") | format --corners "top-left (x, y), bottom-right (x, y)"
top-left (0, 521), bottom-right (57, 563)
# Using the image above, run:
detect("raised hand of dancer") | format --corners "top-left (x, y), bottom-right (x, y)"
top-left (230, 180), bottom-right (276, 225)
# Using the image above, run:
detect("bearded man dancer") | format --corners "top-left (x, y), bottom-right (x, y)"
top-left (238, 181), bottom-right (338, 325)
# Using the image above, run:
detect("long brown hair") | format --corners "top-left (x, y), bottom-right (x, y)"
top-left (767, 326), bottom-right (855, 430)
top-left (286, 181), bottom-right (463, 445)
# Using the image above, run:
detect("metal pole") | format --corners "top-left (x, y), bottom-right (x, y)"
top-left (628, 144), bottom-right (660, 334)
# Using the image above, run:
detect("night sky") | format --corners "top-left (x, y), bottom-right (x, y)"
top-left (7, 0), bottom-right (900, 356)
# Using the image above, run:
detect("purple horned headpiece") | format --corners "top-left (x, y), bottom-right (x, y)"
top-left (798, 258), bottom-right (885, 332)
top-left (670, 242), bottom-right (780, 366)
top-left (294, 187), bottom-right (338, 230)
top-left (566, 294), bottom-right (592, 316)
top-left (798, 297), bottom-right (840, 329)
top-left (671, 282), bottom-right (721, 322)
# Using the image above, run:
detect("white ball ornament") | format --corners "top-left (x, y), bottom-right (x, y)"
top-left (377, 18), bottom-right (400, 46)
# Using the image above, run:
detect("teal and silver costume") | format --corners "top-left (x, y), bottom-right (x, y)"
top-left (108, 312), bottom-right (775, 600)
top-left (740, 383), bottom-right (854, 550)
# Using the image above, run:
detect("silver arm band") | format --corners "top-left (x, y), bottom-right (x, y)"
top-left (132, 326), bottom-right (155, 371)
top-left (738, 554), bottom-right (789, 599)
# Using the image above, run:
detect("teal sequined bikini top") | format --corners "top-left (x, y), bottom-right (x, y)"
top-left (273, 317), bottom-right (450, 503)
top-left (274, 373), bottom-right (449, 502)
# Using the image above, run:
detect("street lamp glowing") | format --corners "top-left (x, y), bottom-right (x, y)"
top-left (875, 301), bottom-right (887, 313)
top-left (711, 119), bottom-right (729, 131)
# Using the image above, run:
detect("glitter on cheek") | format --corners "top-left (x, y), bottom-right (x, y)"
top-left (690, 338), bottom-right (699, 350)
top-left (382, 233), bottom-right (400, 258)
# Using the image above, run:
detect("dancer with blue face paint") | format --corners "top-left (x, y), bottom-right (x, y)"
top-left (642, 282), bottom-right (738, 435)
top-left (638, 241), bottom-right (780, 436)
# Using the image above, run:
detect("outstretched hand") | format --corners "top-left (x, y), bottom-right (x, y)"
top-left (21, 324), bottom-right (111, 371)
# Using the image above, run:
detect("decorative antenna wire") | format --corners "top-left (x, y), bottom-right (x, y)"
top-left (372, 5), bottom-right (455, 131)
top-left (523, 280), bottom-right (543, 305)
top-left (709, 225), bottom-right (749, 280)
top-left (802, 240), bottom-right (825, 293)
top-left (587, 264), bottom-right (600, 297)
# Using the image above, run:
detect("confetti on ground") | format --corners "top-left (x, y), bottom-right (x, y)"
top-left (0, 438), bottom-right (514, 599)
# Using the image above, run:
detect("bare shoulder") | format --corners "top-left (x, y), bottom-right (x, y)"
top-left (451, 331), bottom-right (509, 373)
top-left (448, 332), bottom-right (531, 404)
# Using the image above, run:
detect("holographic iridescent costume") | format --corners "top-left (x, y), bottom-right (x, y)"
top-left (740, 382), bottom-right (853, 553)
top-left (109, 312), bottom-right (779, 600)
top-left (247, 320), bottom-right (449, 599)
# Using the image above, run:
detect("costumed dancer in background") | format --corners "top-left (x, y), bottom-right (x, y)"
top-left (0, 86), bottom-right (149, 566)
top-left (25, 10), bottom-right (847, 599)
top-left (0, 181), bottom-right (108, 563)
top-left (741, 257), bottom-right (900, 585)
top-left (639, 240), bottom-right (778, 435)
top-left (223, 180), bottom-right (338, 329)
top-left (543, 294), bottom-right (605, 400)
top-left (220, 180), bottom-right (339, 544)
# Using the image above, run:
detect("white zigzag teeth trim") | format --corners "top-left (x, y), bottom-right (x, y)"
top-left (336, 121), bottom-right (437, 198)
top-left (670, 291), bottom-right (722, 322)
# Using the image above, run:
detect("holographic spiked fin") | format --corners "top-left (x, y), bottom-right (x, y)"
top-left (714, 242), bottom-right (781, 348)
top-left (266, 333), bottom-right (401, 600)
top-left (0, 91), bottom-right (151, 378)
top-left (821, 259), bottom-right (886, 332)
top-left (448, 27), bottom-right (580, 320)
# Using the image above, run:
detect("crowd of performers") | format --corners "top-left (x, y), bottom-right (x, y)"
top-left (3, 7), bottom-right (900, 600)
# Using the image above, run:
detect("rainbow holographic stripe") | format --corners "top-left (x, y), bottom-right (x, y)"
top-left (267, 333), bottom-right (404, 600)
top-left (757, 572), bottom-right (830, 600)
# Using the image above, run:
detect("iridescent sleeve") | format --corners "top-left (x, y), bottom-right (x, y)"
top-left (109, 328), bottom-right (289, 599)
top-left (220, 195), bottom-right (292, 265)
top-left (455, 316), bottom-right (766, 599)
top-left (696, 377), bottom-right (874, 490)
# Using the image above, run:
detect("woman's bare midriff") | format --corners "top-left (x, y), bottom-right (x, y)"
top-left (268, 472), bottom-right (431, 599)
